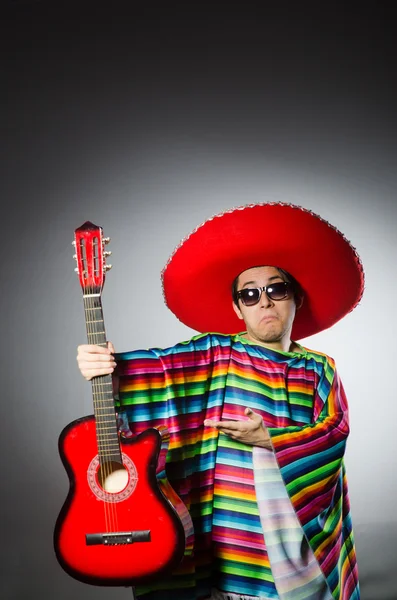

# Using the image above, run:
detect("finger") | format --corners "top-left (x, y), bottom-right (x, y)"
top-left (88, 367), bottom-right (115, 376)
top-left (203, 419), bottom-right (218, 427)
top-left (204, 419), bottom-right (242, 430)
top-left (107, 341), bottom-right (116, 353)
top-left (80, 359), bottom-right (116, 369)
top-left (217, 428), bottom-right (242, 436)
top-left (77, 353), bottom-right (116, 364)
top-left (82, 366), bottom-right (116, 381)
top-left (245, 407), bottom-right (263, 423)
top-left (77, 344), bottom-right (113, 355)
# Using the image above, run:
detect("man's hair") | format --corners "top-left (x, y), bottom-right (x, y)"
top-left (231, 266), bottom-right (304, 308)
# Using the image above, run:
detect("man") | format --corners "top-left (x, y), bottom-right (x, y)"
top-left (77, 203), bottom-right (363, 600)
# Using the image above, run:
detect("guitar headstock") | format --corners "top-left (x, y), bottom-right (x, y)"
top-left (73, 221), bottom-right (112, 294)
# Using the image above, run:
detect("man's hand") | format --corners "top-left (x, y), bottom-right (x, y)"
top-left (204, 407), bottom-right (273, 450)
top-left (77, 342), bottom-right (116, 381)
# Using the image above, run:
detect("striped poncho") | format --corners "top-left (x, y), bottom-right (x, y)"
top-left (115, 333), bottom-right (360, 600)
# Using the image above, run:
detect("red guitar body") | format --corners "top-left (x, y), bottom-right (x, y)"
top-left (54, 415), bottom-right (191, 586)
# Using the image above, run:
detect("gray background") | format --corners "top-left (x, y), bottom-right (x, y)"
top-left (1, 2), bottom-right (396, 599)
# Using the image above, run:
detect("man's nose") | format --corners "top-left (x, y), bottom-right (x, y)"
top-left (259, 290), bottom-right (274, 307)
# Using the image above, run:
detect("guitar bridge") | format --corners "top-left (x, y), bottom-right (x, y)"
top-left (86, 530), bottom-right (151, 546)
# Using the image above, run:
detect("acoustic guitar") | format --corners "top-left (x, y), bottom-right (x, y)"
top-left (54, 221), bottom-right (193, 587)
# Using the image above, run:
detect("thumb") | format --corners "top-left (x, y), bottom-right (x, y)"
top-left (244, 407), bottom-right (261, 422)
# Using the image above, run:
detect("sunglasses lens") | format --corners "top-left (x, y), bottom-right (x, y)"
top-left (267, 282), bottom-right (289, 300)
top-left (239, 288), bottom-right (261, 306)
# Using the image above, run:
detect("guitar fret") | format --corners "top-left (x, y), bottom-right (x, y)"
top-left (97, 444), bottom-right (122, 449)
top-left (94, 400), bottom-right (115, 406)
top-left (97, 441), bottom-right (119, 445)
top-left (94, 398), bottom-right (114, 404)
top-left (94, 394), bottom-right (114, 410)
top-left (93, 398), bottom-right (114, 403)
top-left (93, 400), bottom-right (115, 405)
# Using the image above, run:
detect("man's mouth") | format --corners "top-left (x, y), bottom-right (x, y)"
top-left (261, 315), bottom-right (278, 323)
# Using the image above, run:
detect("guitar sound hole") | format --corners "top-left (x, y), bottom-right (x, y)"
top-left (97, 461), bottom-right (129, 494)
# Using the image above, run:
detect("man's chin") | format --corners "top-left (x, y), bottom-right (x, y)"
top-left (258, 326), bottom-right (283, 343)
top-left (260, 335), bottom-right (283, 344)
top-left (249, 331), bottom-right (284, 344)
top-left (250, 324), bottom-right (292, 345)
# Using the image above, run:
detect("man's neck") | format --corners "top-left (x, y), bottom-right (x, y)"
top-left (241, 333), bottom-right (302, 354)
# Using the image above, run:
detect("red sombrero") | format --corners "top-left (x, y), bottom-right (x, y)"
top-left (161, 203), bottom-right (365, 340)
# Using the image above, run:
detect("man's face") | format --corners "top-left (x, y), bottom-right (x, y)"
top-left (232, 266), bottom-right (297, 346)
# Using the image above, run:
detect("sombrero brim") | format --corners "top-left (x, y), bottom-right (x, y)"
top-left (161, 203), bottom-right (365, 340)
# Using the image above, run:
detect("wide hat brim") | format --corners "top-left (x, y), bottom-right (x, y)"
top-left (161, 203), bottom-right (364, 340)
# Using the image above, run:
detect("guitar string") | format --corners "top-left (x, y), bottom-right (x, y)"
top-left (83, 238), bottom-right (119, 538)
top-left (92, 278), bottom-right (119, 536)
top-left (84, 281), bottom-right (106, 533)
top-left (83, 259), bottom-right (101, 528)
top-left (86, 285), bottom-right (115, 536)
top-left (94, 237), bottom-right (116, 535)
top-left (99, 237), bottom-right (121, 537)
top-left (99, 238), bottom-right (121, 536)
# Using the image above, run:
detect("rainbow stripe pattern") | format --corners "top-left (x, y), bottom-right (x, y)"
top-left (115, 333), bottom-right (359, 600)
top-left (253, 446), bottom-right (333, 599)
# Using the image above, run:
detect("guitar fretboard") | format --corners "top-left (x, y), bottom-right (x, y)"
top-left (83, 294), bottom-right (122, 465)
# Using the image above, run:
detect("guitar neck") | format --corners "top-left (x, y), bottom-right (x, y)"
top-left (83, 294), bottom-right (122, 465)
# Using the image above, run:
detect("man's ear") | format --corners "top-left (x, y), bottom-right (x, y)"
top-left (295, 294), bottom-right (304, 310)
top-left (232, 301), bottom-right (244, 320)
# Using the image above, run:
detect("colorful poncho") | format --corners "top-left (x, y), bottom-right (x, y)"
top-left (115, 333), bottom-right (360, 600)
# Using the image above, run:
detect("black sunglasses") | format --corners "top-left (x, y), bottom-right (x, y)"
top-left (236, 281), bottom-right (293, 306)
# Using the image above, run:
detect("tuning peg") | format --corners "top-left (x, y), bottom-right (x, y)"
top-left (74, 267), bottom-right (79, 273)
top-left (72, 240), bottom-right (76, 246)
top-left (73, 254), bottom-right (77, 260)
top-left (103, 237), bottom-right (111, 244)
top-left (104, 264), bottom-right (112, 271)
top-left (103, 250), bottom-right (112, 257)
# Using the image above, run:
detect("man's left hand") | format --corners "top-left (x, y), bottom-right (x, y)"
top-left (204, 407), bottom-right (273, 450)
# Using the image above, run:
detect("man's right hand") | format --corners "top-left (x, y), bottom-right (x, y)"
top-left (77, 342), bottom-right (117, 381)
